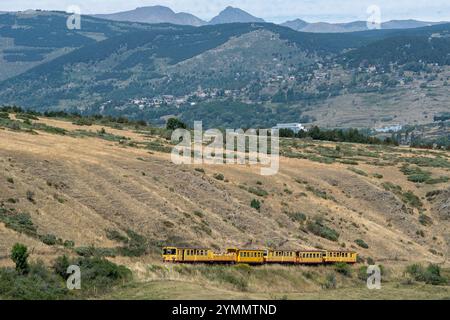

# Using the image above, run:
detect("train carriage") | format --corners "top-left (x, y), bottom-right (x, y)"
top-left (162, 246), bottom-right (178, 262)
top-left (323, 250), bottom-right (357, 264)
top-left (265, 250), bottom-right (297, 264)
top-left (162, 247), bottom-right (213, 263)
top-left (297, 250), bottom-right (326, 264)
top-left (233, 248), bottom-right (265, 264)
top-left (211, 249), bottom-right (237, 264)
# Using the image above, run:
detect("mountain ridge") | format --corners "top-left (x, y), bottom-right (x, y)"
top-left (209, 6), bottom-right (265, 25)
top-left (93, 5), bottom-right (206, 26)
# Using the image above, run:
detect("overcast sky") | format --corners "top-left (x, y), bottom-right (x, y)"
top-left (1, 0), bottom-right (449, 23)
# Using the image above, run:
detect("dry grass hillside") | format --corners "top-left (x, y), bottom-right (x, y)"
top-left (1, 113), bottom-right (449, 271)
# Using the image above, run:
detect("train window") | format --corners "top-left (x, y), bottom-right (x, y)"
top-left (163, 248), bottom-right (176, 255)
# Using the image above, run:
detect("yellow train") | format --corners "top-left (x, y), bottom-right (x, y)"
top-left (162, 247), bottom-right (357, 265)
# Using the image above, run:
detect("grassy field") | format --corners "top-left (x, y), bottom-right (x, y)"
top-left (105, 280), bottom-right (450, 300)
top-left (104, 263), bottom-right (450, 300)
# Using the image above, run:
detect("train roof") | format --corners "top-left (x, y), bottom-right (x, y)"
top-left (163, 246), bottom-right (211, 250)
top-left (163, 247), bottom-right (356, 253)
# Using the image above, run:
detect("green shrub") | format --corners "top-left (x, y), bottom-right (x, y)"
top-left (287, 212), bottom-right (307, 223)
top-left (63, 240), bottom-right (75, 248)
top-left (355, 239), bottom-right (369, 249)
top-left (0, 210), bottom-right (37, 237)
top-left (306, 218), bottom-right (339, 241)
top-left (405, 264), bottom-right (447, 285)
top-left (0, 263), bottom-right (68, 299)
top-left (347, 167), bottom-right (368, 177)
top-left (358, 266), bottom-right (368, 281)
top-left (401, 191), bottom-right (423, 208)
top-left (117, 230), bottom-right (147, 257)
top-left (306, 186), bottom-right (335, 201)
top-left (250, 199), bottom-right (261, 211)
top-left (323, 273), bottom-right (337, 289)
top-left (166, 118), bottom-right (187, 131)
top-left (248, 187), bottom-right (269, 197)
top-left (334, 262), bottom-right (352, 277)
top-left (419, 214), bottom-right (433, 226)
top-left (0, 112), bottom-right (10, 119)
top-left (213, 173), bottom-right (224, 181)
top-left (26, 191), bottom-right (35, 203)
top-left (40, 234), bottom-right (57, 246)
top-left (193, 210), bottom-right (204, 218)
top-left (106, 229), bottom-right (128, 243)
top-left (11, 243), bottom-right (29, 275)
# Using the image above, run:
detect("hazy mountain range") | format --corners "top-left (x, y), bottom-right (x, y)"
top-left (1, 10), bottom-right (449, 130)
top-left (91, 5), bottom-right (447, 32)
top-left (281, 18), bottom-right (447, 33)
top-left (94, 5), bottom-right (206, 27)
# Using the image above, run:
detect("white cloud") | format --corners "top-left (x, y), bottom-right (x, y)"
top-left (0, 0), bottom-right (449, 22)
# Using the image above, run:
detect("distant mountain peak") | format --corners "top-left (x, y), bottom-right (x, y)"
top-left (209, 6), bottom-right (265, 25)
top-left (93, 5), bottom-right (206, 26)
top-left (135, 5), bottom-right (174, 13)
top-left (281, 18), bottom-right (309, 30)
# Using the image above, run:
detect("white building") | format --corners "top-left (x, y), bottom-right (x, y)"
top-left (375, 124), bottom-right (402, 133)
top-left (272, 123), bottom-right (307, 134)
